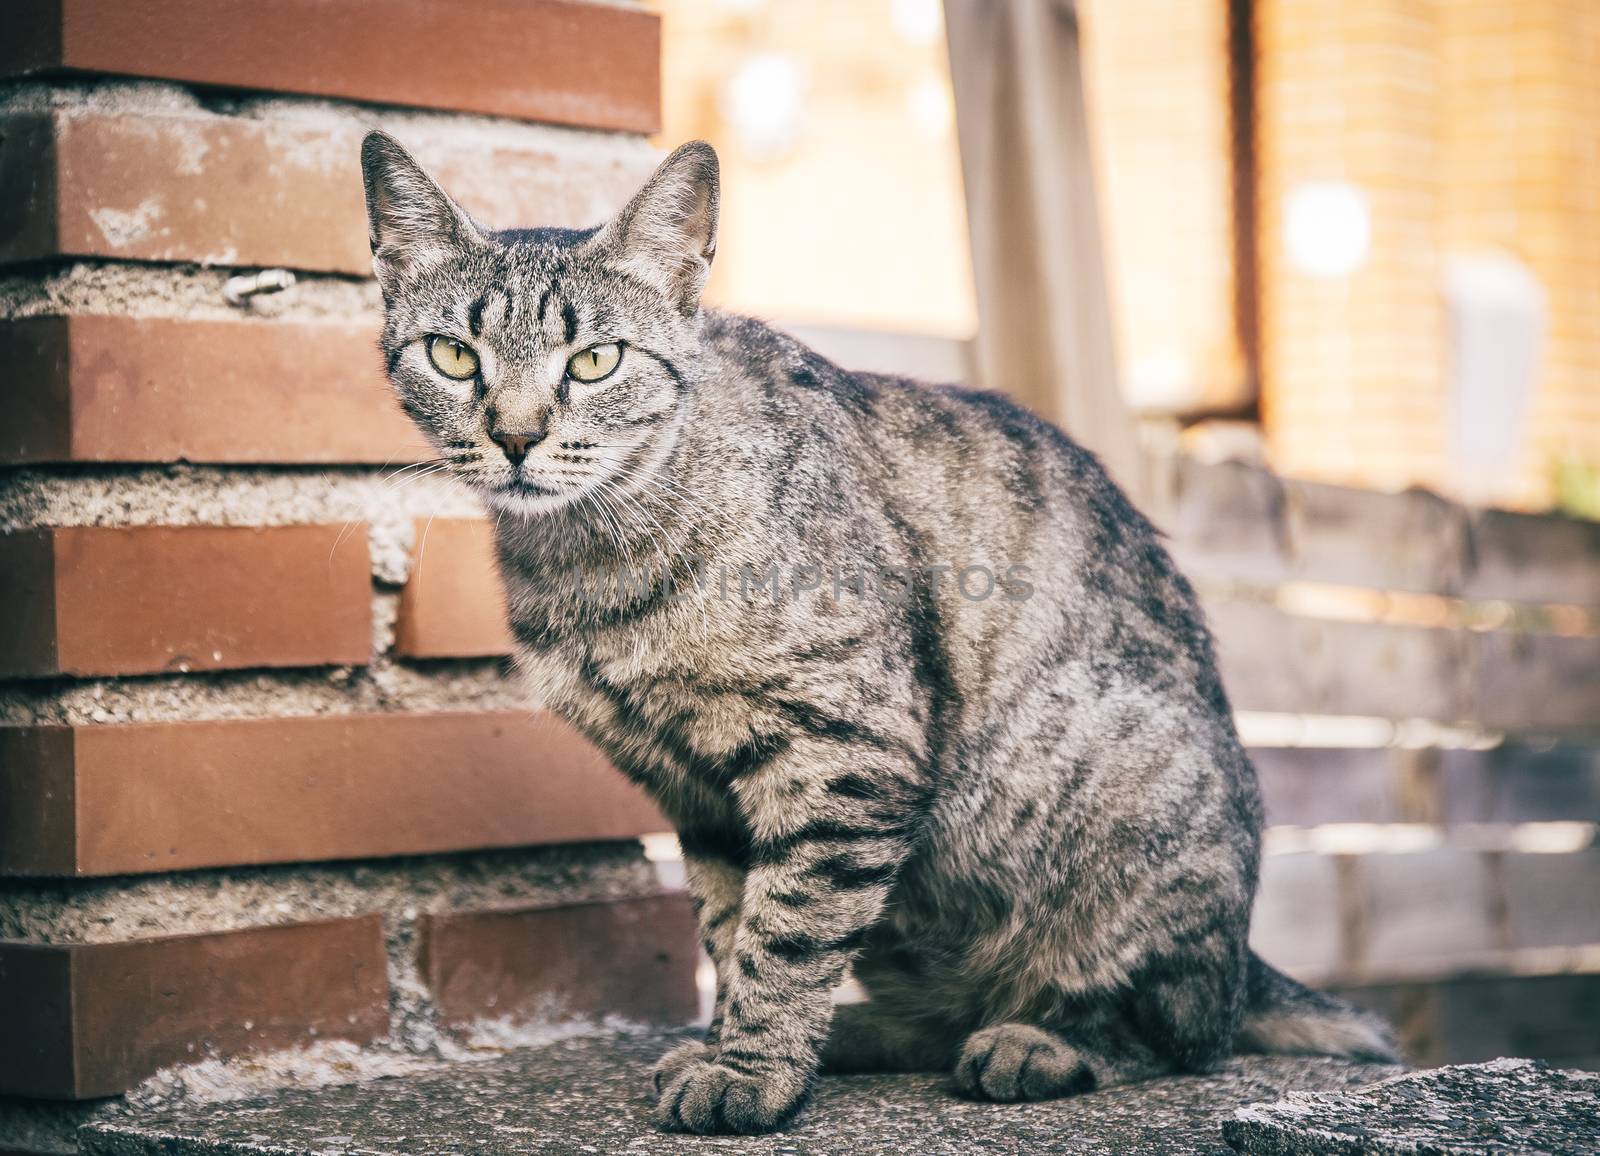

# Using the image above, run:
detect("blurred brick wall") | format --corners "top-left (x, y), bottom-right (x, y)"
top-left (1084, 0), bottom-right (1600, 508)
top-left (1436, 0), bottom-right (1600, 508)
top-left (1257, 0), bottom-right (1600, 507)
top-left (1256, 0), bottom-right (1449, 491)
top-left (654, 0), bottom-right (976, 336)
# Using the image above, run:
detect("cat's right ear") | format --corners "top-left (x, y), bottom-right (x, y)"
top-left (360, 131), bottom-right (484, 291)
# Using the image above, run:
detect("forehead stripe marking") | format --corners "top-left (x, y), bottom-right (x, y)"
top-left (536, 288), bottom-right (552, 324)
top-left (467, 295), bottom-right (487, 337)
top-left (561, 300), bottom-right (579, 345)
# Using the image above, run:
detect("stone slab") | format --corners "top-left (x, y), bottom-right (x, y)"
top-left (80, 1032), bottom-right (1402, 1155)
top-left (1224, 1058), bottom-right (1599, 1155)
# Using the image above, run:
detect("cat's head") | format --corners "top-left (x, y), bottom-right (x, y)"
top-left (360, 132), bottom-right (719, 516)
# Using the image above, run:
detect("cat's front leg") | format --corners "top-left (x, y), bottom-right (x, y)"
top-left (650, 840), bottom-right (744, 1094)
top-left (654, 749), bottom-right (927, 1134)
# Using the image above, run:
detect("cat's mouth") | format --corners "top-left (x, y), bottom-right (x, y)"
top-left (473, 440), bottom-right (659, 518)
top-left (500, 476), bottom-right (561, 497)
top-left (478, 468), bottom-right (584, 516)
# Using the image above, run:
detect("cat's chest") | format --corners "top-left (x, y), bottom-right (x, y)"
top-left (517, 636), bottom-right (764, 783)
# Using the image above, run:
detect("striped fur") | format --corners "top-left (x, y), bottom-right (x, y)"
top-left (362, 134), bottom-right (1395, 1135)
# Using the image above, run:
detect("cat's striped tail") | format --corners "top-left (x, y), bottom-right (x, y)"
top-left (1235, 952), bottom-right (1400, 1063)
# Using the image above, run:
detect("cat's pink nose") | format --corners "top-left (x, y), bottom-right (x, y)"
top-left (491, 429), bottom-right (545, 465)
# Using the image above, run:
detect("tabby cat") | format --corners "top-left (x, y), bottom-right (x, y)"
top-left (360, 132), bottom-right (1395, 1135)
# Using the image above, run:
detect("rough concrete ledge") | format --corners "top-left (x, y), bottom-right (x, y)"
top-left (79, 1032), bottom-right (1406, 1156)
top-left (0, 843), bottom-right (658, 945)
top-left (0, 261), bottom-right (381, 323)
top-left (1225, 1057), bottom-right (1599, 1155)
top-left (0, 655), bottom-right (527, 727)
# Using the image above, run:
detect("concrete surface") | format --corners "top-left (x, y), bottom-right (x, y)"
top-left (0, 653), bottom-right (526, 727)
top-left (80, 1031), bottom-right (1406, 1156)
top-left (0, 842), bottom-right (658, 943)
top-left (1225, 1057), bottom-right (1599, 1155)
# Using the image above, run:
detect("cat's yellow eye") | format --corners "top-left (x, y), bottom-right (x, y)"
top-left (427, 336), bottom-right (479, 381)
top-left (567, 342), bottom-right (622, 383)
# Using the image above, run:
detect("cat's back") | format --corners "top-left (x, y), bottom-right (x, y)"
top-left (702, 313), bottom-right (1175, 591)
top-left (701, 311), bottom-right (1113, 506)
top-left (700, 313), bottom-right (1225, 726)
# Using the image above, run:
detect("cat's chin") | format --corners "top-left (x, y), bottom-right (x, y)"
top-left (480, 480), bottom-right (579, 518)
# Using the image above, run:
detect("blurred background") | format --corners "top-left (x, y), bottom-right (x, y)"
top-left (652, 0), bottom-right (1600, 515)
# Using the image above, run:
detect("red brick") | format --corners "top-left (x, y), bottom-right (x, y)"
top-left (0, 711), bottom-right (667, 877)
top-left (0, 316), bottom-right (425, 465)
top-left (0, 108), bottom-right (655, 272)
top-left (419, 894), bottom-right (699, 1031)
top-left (0, 916), bottom-right (388, 1099)
top-left (0, 727), bottom-right (76, 877)
top-left (0, 314), bottom-right (71, 464)
top-left (0, 115), bottom-right (56, 264)
top-left (0, 525), bottom-right (58, 674)
top-left (4, 0), bottom-right (659, 133)
top-left (0, 525), bottom-right (373, 678)
top-left (0, 943), bottom-right (74, 1100)
top-left (396, 519), bottom-right (515, 659)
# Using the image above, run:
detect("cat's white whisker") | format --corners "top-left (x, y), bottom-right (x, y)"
top-left (329, 517), bottom-right (364, 572)
top-left (412, 512), bottom-right (437, 592)
top-left (383, 462), bottom-right (455, 492)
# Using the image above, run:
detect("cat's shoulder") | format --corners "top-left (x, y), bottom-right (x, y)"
top-left (700, 310), bottom-right (972, 414)
top-left (698, 310), bottom-right (878, 412)
top-left (695, 313), bottom-right (1103, 477)
top-left (699, 310), bottom-right (832, 378)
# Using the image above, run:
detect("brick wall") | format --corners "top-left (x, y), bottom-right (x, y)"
top-left (0, 3), bottom-right (698, 1146)
top-left (1436, 0), bottom-right (1600, 507)
top-left (1084, 0), bottom-right (1600, 507)
top-left (1256, 0), bottom-right (1449, 491)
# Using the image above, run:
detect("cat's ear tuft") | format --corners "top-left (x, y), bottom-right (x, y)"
top-left (597, 141), bottom-right (720, 315)
top-left (360, 131), bottom-right (484, 289)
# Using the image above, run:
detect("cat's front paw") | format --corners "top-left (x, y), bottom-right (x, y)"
top-left (954, 1023), bottom-right (1096, 1102)
top-left (654, 1057), bottom-right (809, 1135)
top-left (649, 1039), bottom-right (715, 1095)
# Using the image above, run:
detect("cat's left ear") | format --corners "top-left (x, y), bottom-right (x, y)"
top-left (596, 141), bottom-right (719, 315)
top-left (360, 131), bottom-right (486, 292)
